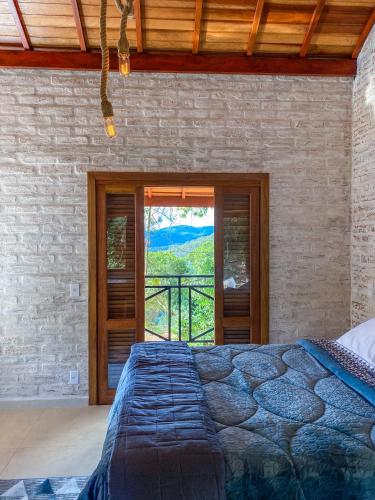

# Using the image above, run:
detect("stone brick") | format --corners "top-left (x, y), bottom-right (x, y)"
top-left (351, 27), bottom-right (375, 325)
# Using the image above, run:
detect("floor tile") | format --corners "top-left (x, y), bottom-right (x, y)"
top-left (0, 449), bottom-right (17, 475)
top-left (21, 406), bottom-right (110, 448)
top-left (0, 406), bottom-right (110, 479)
top-left (0, 409), bottom-right (44, 448)
top-left (0, 444), bottom-right (103, 479)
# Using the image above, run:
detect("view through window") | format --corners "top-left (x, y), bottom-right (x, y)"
top-left (144, 204), bottom-right (215, 345)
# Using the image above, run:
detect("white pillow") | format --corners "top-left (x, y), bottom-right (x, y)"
top-left (337, 318), bottom-right (375, 368)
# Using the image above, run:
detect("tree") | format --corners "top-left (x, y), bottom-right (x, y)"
top-left (147, 250), bottom-right (189, 277)
top-left (187, 239), bottom-right (214, 275)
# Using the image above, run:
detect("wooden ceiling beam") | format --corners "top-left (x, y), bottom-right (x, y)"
top-left (352, 8), bottom-right (375, 59)
top-left (192, 0), bottom-right (204, 55)
top-left (299, 1), bottom-right (326, 58)
top-left (0, 42), bottom-right (23, 49)
top-left (134, 0), bottom-right (143, 53)
top-left (6, 0), bottom-right (31, 50)
top-left (0, 50), bottom-right (357, 77)
top-left (247, 0), bottom-right (265, 56)
top-left (70, 0), bottom-right (87, 52)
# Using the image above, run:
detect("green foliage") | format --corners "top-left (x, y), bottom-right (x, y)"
top-left (145, 237), bottom-right (214, 344)
top-left (146, 238), bottom-right (214, 276)
top-left (107, 216), bottom-right (127, 269)
top-left (187, 238), bottom-right (214, 275)
top-left (147, 250), bottom-right (190, 277)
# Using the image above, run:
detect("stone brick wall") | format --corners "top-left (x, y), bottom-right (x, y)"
top-left (0, 69), bottom-right (352, 400)
top-left (352, 27), bottom-right (375, 325)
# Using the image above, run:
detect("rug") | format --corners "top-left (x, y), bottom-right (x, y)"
top-left (0, 476), bottom-right (88, 499)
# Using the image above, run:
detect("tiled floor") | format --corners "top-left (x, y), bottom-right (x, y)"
top-left (0, 406), bottom-right (110, 479)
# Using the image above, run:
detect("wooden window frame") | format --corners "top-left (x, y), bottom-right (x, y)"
top-left (88, 171), bottom-right (269, 405)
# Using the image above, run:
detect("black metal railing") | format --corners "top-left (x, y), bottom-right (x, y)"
top-left (145, 274), bottom-right (214, 344)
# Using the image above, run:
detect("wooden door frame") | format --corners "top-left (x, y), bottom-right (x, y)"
top-left (88, 171), bottom-right (269, 405)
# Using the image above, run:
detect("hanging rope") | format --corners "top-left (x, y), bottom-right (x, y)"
top-left (118, 1), bottom-right (130, 55)
top-left (100, 0), bottom-right (113, 120)
top-left (100, 0), bottom-right (132, 136)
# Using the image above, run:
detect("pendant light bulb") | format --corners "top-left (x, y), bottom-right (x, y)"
top-left (103, 115), bottom-right (117, 138)
top-left (118, 51), bottom-right (130, 77)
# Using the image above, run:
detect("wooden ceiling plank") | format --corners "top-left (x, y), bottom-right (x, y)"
top-left (192, 0), bottom-right (203, 54)
top-left (352, 7), bottom-right (375, 58)
top-left (0, 49), bottom-right (357, 76)
top-left (134, 0), bottom-right (143, 53)
top-left (247, 0), bottom-right (265, 56)
top-left (299, 0), bottom-right (326, 57)
top-left (6, 0), bottom-right (31, 50)
top-left (71, 0), bottom-right (87, 51)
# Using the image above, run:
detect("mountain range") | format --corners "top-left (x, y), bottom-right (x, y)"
top-left (147, 225), bottom-right (214, 251)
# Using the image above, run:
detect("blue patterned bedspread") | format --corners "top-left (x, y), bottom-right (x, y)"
top-left (81, 341), bottom-right (375, 500)
top-left (79, 342), bottom-right (225, 500)
top-left (192, 343), bottom-right (375, 500)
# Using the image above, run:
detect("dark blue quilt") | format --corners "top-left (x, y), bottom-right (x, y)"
top-left (192, 343), bottom-right (375, 500)
top-left (79, 342), bottom-right (225, 500)
top-left (81, 341), bottom-right (375, 500)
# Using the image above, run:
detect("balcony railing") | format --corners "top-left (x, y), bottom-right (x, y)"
top-left (145, 274), bottom-right (214, 344)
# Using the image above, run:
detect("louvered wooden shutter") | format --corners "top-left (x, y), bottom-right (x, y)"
top-left (215, 187), bottom-right (260, 344)
top-left (97, 186), bottom-right (144, 404)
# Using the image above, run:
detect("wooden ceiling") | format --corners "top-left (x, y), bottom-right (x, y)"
top-left (0, 0), bottom-right (374, 76)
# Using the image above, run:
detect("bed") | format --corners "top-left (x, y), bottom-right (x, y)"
top-left (80, 336), bottom-right (375, 500)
